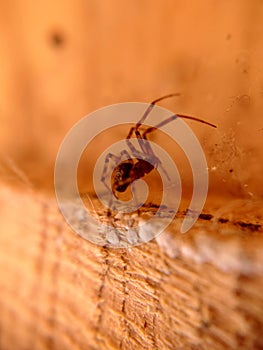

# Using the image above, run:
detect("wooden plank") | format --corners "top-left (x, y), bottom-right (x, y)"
top-left (0, 186), bottom-right (263, 349)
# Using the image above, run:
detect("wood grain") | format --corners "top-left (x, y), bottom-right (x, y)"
top-left (0, 187), bottom-right (263, 350)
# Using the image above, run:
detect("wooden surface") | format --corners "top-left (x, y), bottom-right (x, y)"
top-left (0, 187), bottom-right (263, 350)
top-left (0, 1), bottom-right (263, 349)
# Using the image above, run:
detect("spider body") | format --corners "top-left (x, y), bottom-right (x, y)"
top-left (111, 158), bottom-right (155, 197)
top-left (101, 93), bottom-right (216, 201)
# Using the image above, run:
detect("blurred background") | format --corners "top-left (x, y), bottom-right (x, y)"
top-left (1, 2), bottom-right (263, 349)
top-left (0, 0), bottom-right (262, 200)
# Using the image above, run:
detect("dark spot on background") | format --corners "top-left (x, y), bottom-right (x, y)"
top-left (50, 32), bottom-right (65, 48)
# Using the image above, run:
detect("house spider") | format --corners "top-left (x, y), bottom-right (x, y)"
top-left (100, 93), bottom-right (216, 203)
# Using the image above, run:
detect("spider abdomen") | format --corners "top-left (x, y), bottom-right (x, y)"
top-left (133, 159), bottom-right (154, 179)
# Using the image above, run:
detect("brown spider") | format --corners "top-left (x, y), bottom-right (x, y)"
top-left (101, 93), bottom-right (216, 200)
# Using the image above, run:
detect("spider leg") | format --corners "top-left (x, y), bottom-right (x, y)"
top-left (134, 93), bottom-right (181, 131)
top-left (139, 113), bottom-right (216, 180)
top-left (119, 149), bottom-right (132, 160)
top-left (100, 152), bottom-right (121, 222)
top-left (134, 130), bottom-right (159, 162)
top-left (101, 150), bottom-right (134, 193)
top-left (134, 130), bottom-right (152, 155)
top-left (133, 128), bottom-right (171, 182)
top-left (101, 152), bottom-right (121, 194)
top-left (101, 150), bottom-right (134, 207)
top-left (126, 137), bottom-right (143, 158)
top-left (126, 94), bottom-right (183, 159)
top-left (142, 114), bottom-right (216, 139)
top-left (138, 125), bottom-right (173, 181)
top-left (126, 128), bottom-right (160, 168)
top-left (126, 93), bottom-right (181, 140)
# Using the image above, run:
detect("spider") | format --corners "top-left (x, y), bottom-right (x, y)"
top-left (100, 93), bottom-right (217, 201)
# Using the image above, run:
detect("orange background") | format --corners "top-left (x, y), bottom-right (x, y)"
top-left (0, 0), bottom-right (262, 199)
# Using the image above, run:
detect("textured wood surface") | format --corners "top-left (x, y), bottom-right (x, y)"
top-left (1, 1), bottom-right (263, 349)
top-left (0, 187), bottom-right (263, 350)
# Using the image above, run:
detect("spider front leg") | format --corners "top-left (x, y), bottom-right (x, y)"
top-left (100, 152), bottom-right (120, 194)
top-left (126, 94), bottom-right (180, 155)
top-left (101, 150), bottom-right (133, 205)
top-left (142, 113), bottom-right (216, 136)
top-left (101, 150), bottom-right (132, 191)
top-left (129, 93), bottom-right (181, 134)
